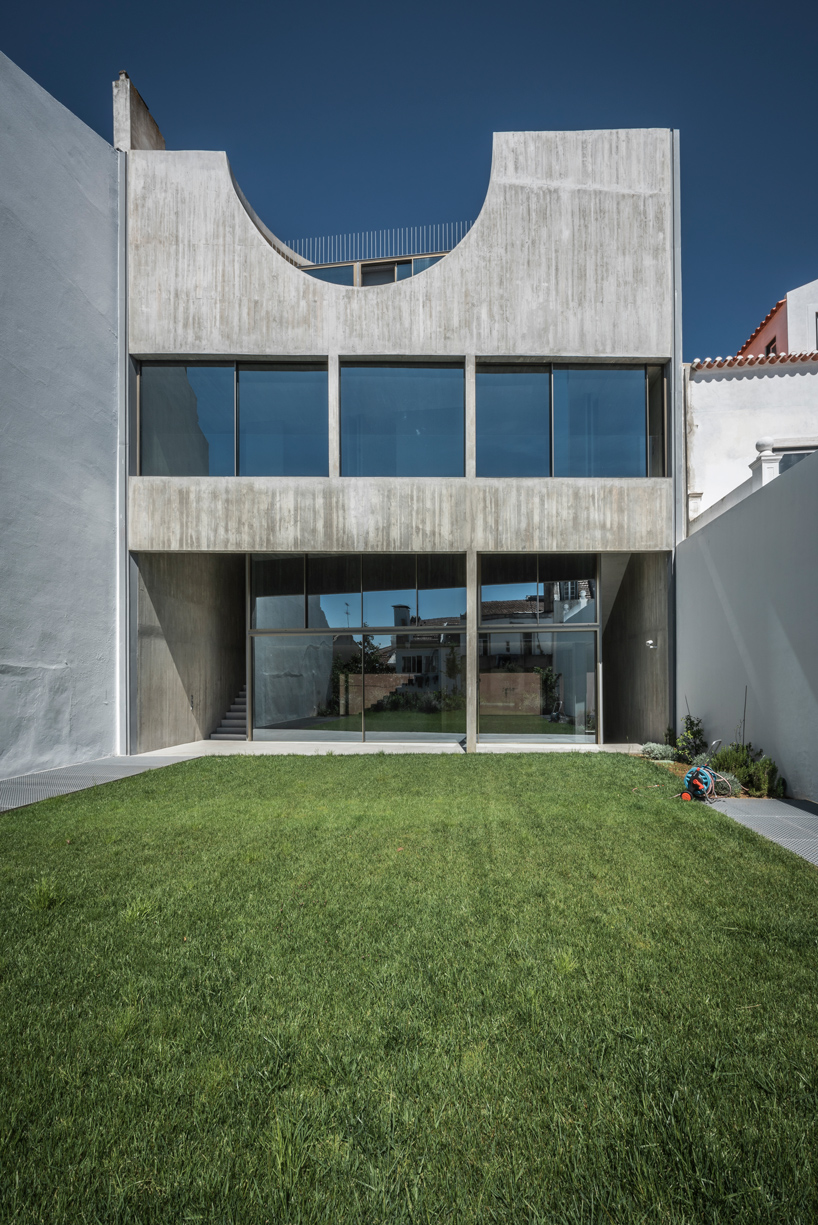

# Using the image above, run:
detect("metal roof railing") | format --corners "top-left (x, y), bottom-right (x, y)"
top-left (284, 220), bottom-right (474, 266)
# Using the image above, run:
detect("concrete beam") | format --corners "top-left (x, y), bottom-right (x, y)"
top-left (129, 476), bottom-right (673, 554)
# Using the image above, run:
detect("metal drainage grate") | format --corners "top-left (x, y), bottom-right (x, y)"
top-left (0, 757), bottom-right (193, 813)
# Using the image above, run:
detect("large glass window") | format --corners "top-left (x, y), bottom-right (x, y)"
top-left (362, 633), bottom-right (466, 740)
top-left (250, 553), bottom-right (467, 740)
top-left (553, 367), bottom-right (647, 477)
top-left (340, 364), bottom-right (465, 477)
top-left (478, 631), bottom-right (596, 741)
top-left (238, 365), bottom-right (328, 477)
top-left (253, 634), bottom-right (364, 739)
top-left (476, 365), bottom-right (551, 477)
top-left (480, 555), bottom-right (597, 625)
top-left (140, 365), bottom-right (234, 476)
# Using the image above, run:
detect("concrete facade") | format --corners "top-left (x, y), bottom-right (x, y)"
top-left (128, 130), bottom-right (675, 361)
top-left (676, 449), bottom-right (818, 801)
top-left (129, 476), bottom-right (674, 555)
top-left (0, 52), bottom-right (120, 776)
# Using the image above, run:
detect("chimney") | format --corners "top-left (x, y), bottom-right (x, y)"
top-left (112, 71), bottom-right (166, 152)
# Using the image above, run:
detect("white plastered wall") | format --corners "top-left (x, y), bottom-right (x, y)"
top-left (686, 362), bottom-right (818, 516)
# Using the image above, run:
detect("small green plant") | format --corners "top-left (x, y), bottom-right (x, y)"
top-left (675, 715), bottom-right (707, 764)
top-left (713, 771), bottom-right (742, 797)
top-left (710, 742), bottom-right (784, 797)
top-left (641, 741), bottom-right (676, 760)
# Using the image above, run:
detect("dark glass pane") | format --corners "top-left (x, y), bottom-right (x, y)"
top-left (478, 631), bottom-right (596, 740)
top-left (396, 261), bottom-right (413, 281)
top-left (476, 366), bottom-right (550, 477)
top-left (362, 263), bottom-right (396, 286)
top-left (417, 554), bottom-right (467, 623)
top-left (480, 555), bottom-right (539, 623)
top-left (253, 634), bottom-right (363, 739)
top-left (238, 366), bottom-right (328, 477)
top-left (304, 265), bottom-right (355, 285)
top-left (141, 365), bottom-right (234, 476)
top-left (307, 554), bottom-right (361, 628)
top-left (779, 451), bottom-right (809, 473)
top-left (553, 367), bottom-right (647, 477)
top-left (647, 366), bottom-right (665, 476)
top-left (362, 555), bottom-right (416, 628)
top-left (362, 633), bottom-right (466, 740)
top-left (413, 256), bottom-right (441, 274)
top-left (251, 554), bottom-right (304, 629)
top-left (538, 554), bottom-right (597, 624)
top-left (340, 365), bottom-right (464, 477)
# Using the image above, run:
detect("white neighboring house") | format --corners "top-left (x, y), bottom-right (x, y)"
top-left (685, 276), bottom-right (818, 530)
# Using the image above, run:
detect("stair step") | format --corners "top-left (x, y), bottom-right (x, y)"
top-left (211, 733), bottom-right (247, 741)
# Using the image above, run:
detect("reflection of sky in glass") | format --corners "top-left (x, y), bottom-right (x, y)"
top-left (309, 591), bottom-right (362, 629)
top-left (363, 588), bottom-right (416, 627)
top-left (418, 586), bottom-right (467, 622)
top-left (187, 367), bottom-right (235, 475)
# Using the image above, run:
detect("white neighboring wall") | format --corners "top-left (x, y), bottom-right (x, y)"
top-left (685, 360), bottom-right (818, 519)
top-left (0, 53), bottom-right (120, 776)
top-left (786, 276), bottom-right (818, 354)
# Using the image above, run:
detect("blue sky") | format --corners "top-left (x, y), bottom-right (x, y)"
top-left (5, 0), bottom-right (815, 360)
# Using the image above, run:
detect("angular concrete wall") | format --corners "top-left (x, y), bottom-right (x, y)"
top-left (0, 52), bottom-right (120, 776)
top-left (676, 451), bottom-right (818, 801)
top-left (128, 130), bottom-right (675, 361)
top-left (602, 553), bottom-right (670, 744)
top-left (136, 553), bottom-right (245, 752)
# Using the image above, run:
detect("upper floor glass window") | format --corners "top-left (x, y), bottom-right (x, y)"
top-left (238, 364), bottom-right (328, 477)
top-left (476, 364), bottom-right (551, 477)
top-left (553, 367), bottom-right (647, 478)
top-left (140, 365), bottom-right (234, 476)
top-left (139, 363), bottom-right (329, 477)
top-left (340, 363), bottom-right (464, 477)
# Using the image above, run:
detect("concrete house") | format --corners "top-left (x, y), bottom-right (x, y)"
top-left (1, 53), bottom-right (683, 772)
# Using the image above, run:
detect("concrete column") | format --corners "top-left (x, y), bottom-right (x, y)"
top-left (465, 354), bottom-right (476, 478)
top-left (466, 549), bottom-right (478, 752)
top-left (328, 354), bottom-right (340, 478)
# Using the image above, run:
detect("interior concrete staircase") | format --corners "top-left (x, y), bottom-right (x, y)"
top-left (211, 686), bottom-right (247, 740)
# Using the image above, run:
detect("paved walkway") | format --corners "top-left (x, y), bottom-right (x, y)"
top-left (720, 796), bottom-right (818, 866)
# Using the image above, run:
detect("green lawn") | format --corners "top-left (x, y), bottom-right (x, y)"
top-left (1, 754), bottom-right (817, 1223)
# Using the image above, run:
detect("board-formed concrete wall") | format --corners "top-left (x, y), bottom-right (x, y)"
top-left (128, 129), bottom-right (675, 361)
top-left (676, 449), bottom-right (818, 800)
top-left (136, 553), bottom-right (245, 752)
top-left (602, 552), bottom-right (670, 744)
top-left (0, 52), bottom-right (120, 777)
top-left (129, 476), bottom-right (673, 554)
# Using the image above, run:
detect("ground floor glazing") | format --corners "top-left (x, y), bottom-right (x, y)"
top-left (133, 550), bottom-right (670, 752)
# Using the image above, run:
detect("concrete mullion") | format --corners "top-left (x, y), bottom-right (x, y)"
top-left (466, 549), bottom-right (478, 752)
top-left (465, 355), bottom-right (476, 479)
top-left (328, 354), bottom-right (340, 478)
